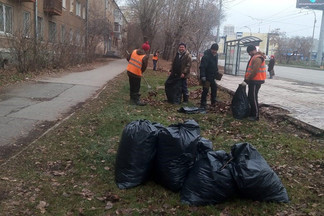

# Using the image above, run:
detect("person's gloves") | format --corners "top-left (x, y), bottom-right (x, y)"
top-left (241, 81), bottom-right (247, 86)
top-left (201, 77), bottom-right (206, 82)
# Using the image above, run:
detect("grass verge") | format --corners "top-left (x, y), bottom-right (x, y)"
top-left (0, 69), bottom-right (323, 216)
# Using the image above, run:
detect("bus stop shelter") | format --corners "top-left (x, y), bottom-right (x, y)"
top-left (224, 36), bottom-right (262, 76)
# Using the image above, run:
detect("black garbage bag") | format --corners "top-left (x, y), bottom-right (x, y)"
top-left (231, 143), bottom-right (289, 202)
top-left (181, 150), bottom-right (236, 206)
top-left (115, 120), bottom-right (164, 189)
top-left (231, 84), bottom-right (250, 119)
top-left (178, 107), bottom-right (207, 114)
top-left (155, 120), bottom-right (201, 192)
top-left (196, 137), bottom-right (213, 161)
top-left (165, 76), bottom-right (182, 104)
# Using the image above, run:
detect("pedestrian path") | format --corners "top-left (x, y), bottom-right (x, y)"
top-left (0, 59), bottom-right (127, 146)
top-left (217, 74), bottom-right (324, 131)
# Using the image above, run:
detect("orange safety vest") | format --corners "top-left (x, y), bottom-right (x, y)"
top-left (245, 54), bottom-right (266, 81)
top-left (153, 55), bottom-right (158, 61)
top-left (127, 49), bottom-right (146, 76)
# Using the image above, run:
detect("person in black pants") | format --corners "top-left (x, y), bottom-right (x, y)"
top-left (200, 43), bottom-right (220, 109)
top-left (242, 45), bottom-right (267, 121)
top-left (268, 55), bottom-right (275, 79)
top-left (165, 42), bottom-right (192, 104)
top-left (126, 41), bottom-right (150, 106)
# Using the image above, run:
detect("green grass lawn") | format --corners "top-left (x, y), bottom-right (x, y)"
top-left (0, 69), bottom-right (323, 216)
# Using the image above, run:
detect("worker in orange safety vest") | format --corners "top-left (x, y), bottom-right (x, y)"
top-left (241, 45), bottom-right (266, 121)
top-left (126, 41), bottom-right (150, 106)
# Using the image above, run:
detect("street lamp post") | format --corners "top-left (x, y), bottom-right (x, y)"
top-left (243, 26), bottom-right (252, 36)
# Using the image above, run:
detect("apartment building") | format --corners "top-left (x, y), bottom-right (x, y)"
top-left (0, 0), bottom-right (127, 64)
top-left (0, 0), bottom-right (87, 59)
top-left (88, 0), bottom-right (128, 57)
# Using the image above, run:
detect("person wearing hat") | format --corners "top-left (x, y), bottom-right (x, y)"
top-left (268, 55), bottom-right (275, 79)
top-left (165, 42), bottom-right (192, 104)
top-left (126, 41), bottom-right (150, 106)
top-left (241, 45), bottom-right (267, 121)
top-left (199, 43), bottom-right (220, 109)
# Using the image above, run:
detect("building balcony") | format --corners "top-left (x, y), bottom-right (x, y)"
top-left (44, 0), bottom-right (62, 16)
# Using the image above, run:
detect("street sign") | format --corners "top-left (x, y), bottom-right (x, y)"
top-left (236, 32), bottom-right (243, 39)
top-left (296, 0), bottom-right (324, 10)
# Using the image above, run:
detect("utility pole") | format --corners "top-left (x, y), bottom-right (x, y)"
top-left (216, 0), bottom-right (223, 42)
top-left (34, 0), bottom-right (38, 41)
top-left (34, 0), bottom-right (38, 71)
top-left (86, 0), bottom-right (89, 56)
top-left (309, 10), bottom-right (316, 65)
top-left (316, 10), bottom-right (324, 66)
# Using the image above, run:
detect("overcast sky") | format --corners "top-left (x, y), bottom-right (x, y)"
top-left (222, 0), bottom-right (323, 39)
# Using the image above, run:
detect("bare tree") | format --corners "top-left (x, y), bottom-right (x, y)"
top-left (160, 0), bottom-right (193, 60)
top-left (125, 0), bottom-right (225, 61)
top-left (127, 0), bottom-right (165, 44)
top-left (186, 0), bottom-right (223, 72)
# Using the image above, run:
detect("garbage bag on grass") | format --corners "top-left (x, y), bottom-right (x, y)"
top-left (181, 150), bottom-right (236, 206)
top-left (115, 120), bottom-right (164, 189)
top-left (231, 143), bottom-right (289, 202)
top-left (231, 84), bottom-right (250, 119)
top-left (196, 137), bottom-right (213, 161)
top-left (165, 76), bottom-right (182, 104)
top-left (178, 107), bottom-right (207, 114)
top-left (155, 120), bottom-right (201, 192)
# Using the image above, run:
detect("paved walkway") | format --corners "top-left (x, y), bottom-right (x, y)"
top-left (217, 74), bottom-right (324, 131)
top-left (0, 59), bottom-right (127, 146)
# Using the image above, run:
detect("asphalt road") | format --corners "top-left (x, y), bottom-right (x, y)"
top-left (219, 59), bottom-right (324, 86)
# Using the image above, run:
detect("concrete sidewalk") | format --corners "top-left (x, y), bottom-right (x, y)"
top-left (217, 74), bottom-right (324, 132)
top-left (0, 59), bottom-right (127, 147)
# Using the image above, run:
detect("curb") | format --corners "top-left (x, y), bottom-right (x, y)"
top-left (218, 85), bottom-right (324, 137)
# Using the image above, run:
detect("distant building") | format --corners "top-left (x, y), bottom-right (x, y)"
top-left (223, 25), bottom-right (235, 37)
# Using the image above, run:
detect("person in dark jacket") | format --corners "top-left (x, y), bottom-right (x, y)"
top-left (268, 55), bottom-right (275, 79)
top-left (165, 42), bottom-right (192, 104)
top-left (200, 43), bottom-right (219, 108)
top-left (126, 41), bottom-right (150, 106)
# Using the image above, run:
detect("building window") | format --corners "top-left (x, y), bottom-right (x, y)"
top-left (69, 28), bottom-right (73, 44)
top-left (114, 22), bottom-right (120, 32)
top-left (75, 31), bottom-right (80, 45)
top-left (105, 0), bottom-right (109, 10)
top-left (76, 1), bottom-right (81, 17)
top-left (0, 3), bottom-right (13, 34)
top-left (82, 7), bottom-right (86, 19)
top-left (61, 25), bottom-right (65, 43)
top-left (37, 16), bottom-right (43, 40)
top-left (48, 21), bottom-right (56, 43)
top-left (23, 11), bottom-right (31, 37)
top-left (62, 0), bottom-right (66, 9)
top-left (70, 0), bottom-right (74, 13)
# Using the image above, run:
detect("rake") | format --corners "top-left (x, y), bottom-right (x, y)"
top-left (142, 75), bottom-right (152, 89)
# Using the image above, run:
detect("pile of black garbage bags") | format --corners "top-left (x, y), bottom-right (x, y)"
top-left (115, 119), bottom-right (289, 206)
